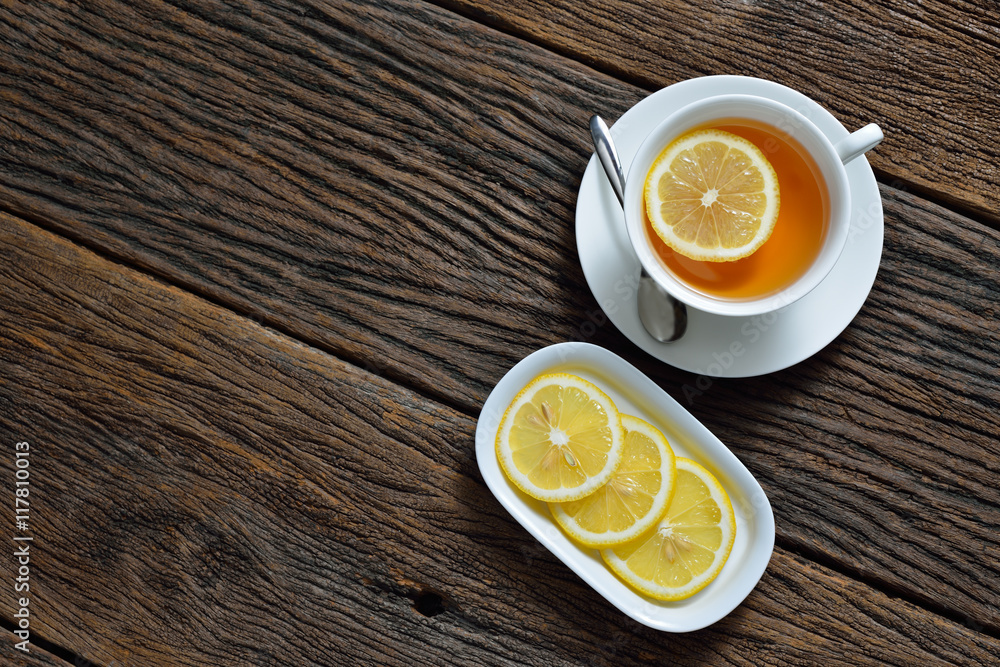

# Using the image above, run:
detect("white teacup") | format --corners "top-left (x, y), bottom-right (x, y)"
top-left (623, 94), bottom-right (882, 317)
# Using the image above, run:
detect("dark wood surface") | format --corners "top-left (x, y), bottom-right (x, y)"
top-left (0, 635), bottom-right (64, 667)
top-left (0, 0), bottom-right (997, 665)
top-left (3, 214), bottom-right (999, 666)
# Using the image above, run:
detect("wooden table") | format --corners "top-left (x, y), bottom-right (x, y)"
top-left (1, 1), bottom-right (998, 664)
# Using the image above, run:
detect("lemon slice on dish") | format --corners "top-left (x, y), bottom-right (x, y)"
top-left (644, 129), bottom-right (779, 262)
top-left (602, 457), bottom-right (736, 600)
top-left (549, 414), bottom-right (676, 547)
top-left (495, 373), bottom-right (624, 503)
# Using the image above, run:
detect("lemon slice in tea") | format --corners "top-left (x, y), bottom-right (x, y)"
top-left (644, 129), bottom-right (779, 262)
top-left (602, 457), bottom-right (736, 600)
top-left (495, 373), bottom-right (624, 503)
top-left (550, 414), bottom-right (676, 547)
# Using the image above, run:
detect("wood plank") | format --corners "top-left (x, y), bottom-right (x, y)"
top-left (0, 0), bottom-right (998, 634)
top-left (436, 0), bottom-right (1000, 223)
top-left (0, 634), bottom-right (69, 667)
top-left (2, 213), bottom-right (999, 665)
top-left (0, 0), bottom-right (619, 406)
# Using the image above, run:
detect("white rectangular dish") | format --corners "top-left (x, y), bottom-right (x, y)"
top-left (475, 342), bottom-right (775, 632)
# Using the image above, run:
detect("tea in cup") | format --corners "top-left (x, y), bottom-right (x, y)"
top-left (623, 94), bottom-right (882, 317)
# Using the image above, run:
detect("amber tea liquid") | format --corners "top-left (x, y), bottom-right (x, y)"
top-left (645, 120), bottom-right (829, 301)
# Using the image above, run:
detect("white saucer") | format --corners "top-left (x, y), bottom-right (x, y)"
top-left (576, 75), bottom-right (883, 377)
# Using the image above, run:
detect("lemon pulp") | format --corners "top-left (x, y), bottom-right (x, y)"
top-left (550, 414), bottom-right (676, 547)
top-left (644, 129), bottom-right (780, 262)
top-left (602, 457), bottom-right (736, 600)
top-left (495, 373), bottom-right (625, 503)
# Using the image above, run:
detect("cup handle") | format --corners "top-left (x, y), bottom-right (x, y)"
top-left (834, 123), bottom-right (883, 165)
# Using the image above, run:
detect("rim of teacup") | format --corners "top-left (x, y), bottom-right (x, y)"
top-left (623, 94), bottom-right (852, 318)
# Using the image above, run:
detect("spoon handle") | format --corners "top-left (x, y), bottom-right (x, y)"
top-left (590, 115), bottom-right (626, 207)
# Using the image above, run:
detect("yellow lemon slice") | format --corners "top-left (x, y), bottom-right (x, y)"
top-left (549, 414), bottom-right (676, 547)
top-left (495, 373), bottom-right (625, 502)
top-left (602, 457), bottom-right (736, 600)
top-left (644, 129), bottom-right (779, 262)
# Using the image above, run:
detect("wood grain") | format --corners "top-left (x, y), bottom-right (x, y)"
top-left (0, 0), bottom-right (620, 407)
top-left (0, 636), bottom-right (68, 667)
top-left (435, 0), bottom-right (1000, 223)
top-left (0, 0), bottom-right (998, 634)
top-left (2, 213), bottom-right (999, 665)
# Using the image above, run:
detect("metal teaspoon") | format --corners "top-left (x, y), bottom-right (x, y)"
top-left (589, 115), bottom-right (687, 343)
